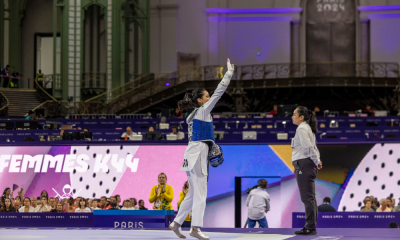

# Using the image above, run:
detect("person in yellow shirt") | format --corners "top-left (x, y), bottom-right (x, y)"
top-left (178, 181), bottom-right (191, 228)
top-left (149, 173), bottom-right (174, 210)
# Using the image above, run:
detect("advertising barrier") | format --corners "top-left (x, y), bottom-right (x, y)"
top-left (292, 212), bottom-right (400, 228)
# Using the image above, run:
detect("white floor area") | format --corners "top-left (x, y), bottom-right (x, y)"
top-left (0, 229), bottom-right (294, 240)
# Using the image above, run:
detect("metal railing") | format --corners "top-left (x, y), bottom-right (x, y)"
top-left (82, 72), bottom-right (107, 89)
top-left (0, 91), bottom-right (9, 116)
top-left (85, 73), bottom-right (153, 103)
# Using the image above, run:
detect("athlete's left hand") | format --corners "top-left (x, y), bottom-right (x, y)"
top-left (317, 161), bottom-right (322, 170)
top-left (227, 58), bottom-right (234, 72)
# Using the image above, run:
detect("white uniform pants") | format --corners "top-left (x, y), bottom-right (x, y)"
top-left (174, 155), bottom-right (207, 227)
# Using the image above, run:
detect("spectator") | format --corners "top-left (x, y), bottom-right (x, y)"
top-left (19, 197), bottom-right (36, 212)
top-left (391, 198), bottom-right (396, 209)
top-left (387, 197), bottom-right (393, 211)
top-left (37, 196), bottom-right (52, 212)
top-left (361, 197), bottom-right (376, 211)
top-left (121, 126), bottom-right (137, 140)
top-left (1, 187), bottom-right (12, 202)
top-left (148, 126), bottom-right (154, 132)
top-left (91, 199), bottom-right (100, 210)
top-left (360, 200), bottom-right (375, 212)
top-left (314, 107), bottom-right (323, 117)
top-left (269, 105), bottom-right (278, 115)
top-left (100, 196), bottom-right (110, 209)
top-left (2, 65), bottom-right (10, 88)
top-left (75, 198), bottom-right (91, 212)
top-left (115, 195), bottom-right (122, 208)
top-left (11, 69), bottom-right (19, 88)
top-left (49, 197), bottom-right (57, 211)
top-left (389, 222), bottom-right (399, 228)
top-left (0, 198), bottom-right (16, 212)
top-left (60, 129), bottom-right (65, 136)
top-left (372, 199), bottom-right (380, 209)
top-left (149, 173), bottom-right (174, 210)
top-left (130, 198), bottom-right (139, 210)
top-left (173, 108), bottom-right (183, 118)
top-left (83, 128), bottom-right (89, 132)
top-left (66, 197), bottom-right (75, 213)
top-left (51, 202), bottom-right (64, 213)
top-left (34, 117), bottom-right (43, 130)
top-left (74, 197), bottom-right (82, 209)
top-left (121, 200), bottom-right (135, 210)
top-left (25, 111), bottom-right (34, 120)
top-left (160, 116), bottom-right (167, 124)
top-left (171, 126), bottom-right (184, 140)
top-left (317, 197), bottom-right (336, 212)
top-left (376, 199), bottom-right (391, 212)
top-left (138, 200), bottom-right (148, 210)
top-left (14, 200), bottom-right (21, 210)
top-left (109, 196), bottom-right (120, 209)
top-left (15, 196), bottom-right (22, 203)
top-left (108, 199), bottom-right (119, 210)
top-left (87, 198), bottom-right (93, 208)
top-left (30, 197), bottom-right (40, 212)
top-left (363, 105), bottom-right (374, 116)
top-left (41, 190), bottom-right (49, 200)
top-left (178, 181), bottom-right (191, 228)
top-left (246, 179), bottom-right (270, 228)
top-left (36, 69), bottom-right (44, 89)
top-left (393, 199), bottom-right (400, 212)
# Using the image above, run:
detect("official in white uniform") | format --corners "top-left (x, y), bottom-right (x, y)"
top-left (291, 106), bottom-right (322, 236)
top-left (169, 59), bottom-right (234, 240)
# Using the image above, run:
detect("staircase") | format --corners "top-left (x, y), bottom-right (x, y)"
top-left (0, 89), bottom-right (41, 116)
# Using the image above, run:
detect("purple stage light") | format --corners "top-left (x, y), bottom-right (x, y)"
top-left (166, 83), bottom-right (170, 86)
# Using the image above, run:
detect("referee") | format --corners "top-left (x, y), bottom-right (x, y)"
top-left (291, 106), bottom-right (322, 236)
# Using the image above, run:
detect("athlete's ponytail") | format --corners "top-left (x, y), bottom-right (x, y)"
top-left (178, 89), bottom-right (205, 112)
top-left (296, 106), bottom-right (318, 134)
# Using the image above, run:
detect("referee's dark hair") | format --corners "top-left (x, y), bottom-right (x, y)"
top-left (389, 222), bottom-right (399, 228)
top-left (258, 179), bottom-right (268, 189)
top-left (323, 197), bottom-right (331, 204)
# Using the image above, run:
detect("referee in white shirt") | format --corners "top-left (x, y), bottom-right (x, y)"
top-left (291, 106), bottom-right (322, 236)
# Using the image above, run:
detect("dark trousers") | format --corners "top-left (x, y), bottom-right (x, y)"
top-left (293, 158), bottom-right (318, 230)
top-left (2, 77), bottom-right (9, 88)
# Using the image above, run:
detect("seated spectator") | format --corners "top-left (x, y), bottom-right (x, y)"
top-left (317, 197), bottom-right (336, 212)
top-left (87, 198), bottom-right (92, 208)
top-left (51, 202), bottom-right (64, 213)
top-left (361, 197), bottom-right (376, 211)
top-left (60, 129), bottom-right (65, 136)
top-left (49, 197), bottom-right (57, 211)
top-left (363, 105), bottom-right (374, 116)
top-left (91, 199), bottom-right (101, 210)
top-left (37, 196), bottom-right (52, 212)
top-left (108, 199), bottom-right (120, 210)
top-left (74, 197), bottom-right (82, 209)
top-left (19, 197), bottom-right (36, 212)
top-left (269, 105), bottom-right (278, 115)
top-left (0, 198), bottom-right (16, 212)
top-left (1, 187), bottom-right (12, 202)
top-left (75, 198), bottom-right (91, 212)
top-left (173, 108), bottom-right (183, 118)
top-left (109, 196), bottom-right (120, 209)
top-left (115, 195), bottom-right (122, 208)
top-left (121, 126), bottom-right (137, 140)
top-left (178, 181), bottom-right (192, 227)
top-left (100, 196), bottom-right (110, 209)
top-left (15, 196), bottom-right (22, 203)
top-left (138, 200), bottom-right (148, 210)
top-left (148, 126), bottom-right (154, 132)
top-left (372, 199), bottom-right (380, 209)
top-left (26, 110), bottom-right (34, 120)
top-left (34, 117), bottom-right (43, 129)
top-left (30, 197), bottom-right (39, 212)
top-left (149, 173), bottom-right (174, 210)
top-left (160, 116), bottom-right (167, 124)
top-left (314, 106), bottom-right (323, 116)
top-left (66, 197), bottom-right (75, 213)
top-left (130, 198), bottom-right (139, 210)
top-left (83, 128), bottom-right (89, 132)
top-left (121, 200), bottom-right (135, 210)
top-left (387, 197), bottom-right (393, 211)
top-left (376, 199), bottom-right (392, 212)
top-left (171, 126), bottom-right (184, 140)
top-left (14, 200), bottom-right (21, 210)
top-left (393, 199), bottom-right (400, 212)
top-left (389, 222), bottom-right (399, 228)
top-left (360, 200), bottom-right (375, 212)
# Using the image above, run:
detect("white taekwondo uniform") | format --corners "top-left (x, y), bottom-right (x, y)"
top-left (173, 61), bottom-right (233, 228)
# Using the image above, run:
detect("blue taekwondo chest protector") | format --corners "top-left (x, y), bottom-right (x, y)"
top-left (189, 119), bottom-right (224, 168)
